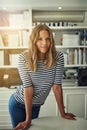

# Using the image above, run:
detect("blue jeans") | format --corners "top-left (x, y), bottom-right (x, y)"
top-left (8, 94), bottom-right (41, 128)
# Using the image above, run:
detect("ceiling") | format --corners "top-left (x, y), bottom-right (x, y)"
top-left (0, 0), bottom-right (87, 11)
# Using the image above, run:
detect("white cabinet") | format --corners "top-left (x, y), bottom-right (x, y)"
top-left (39, 87), bottom-right (87, 119)
top-left (65, 93), bottom-right (85, 118)
top-left (63, 87), bottom-right (87, 119)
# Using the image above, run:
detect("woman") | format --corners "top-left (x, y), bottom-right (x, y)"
top-left (9, 24), bottom-right (76, 130)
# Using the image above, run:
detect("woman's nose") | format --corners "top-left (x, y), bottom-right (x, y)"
top-left (42, 39), bottom-right (47, 44)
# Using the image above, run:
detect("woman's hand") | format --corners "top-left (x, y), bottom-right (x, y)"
top-left (62, 112), bottom-right (76, 120)
top-left (14, 120), bottom-right (31, 130)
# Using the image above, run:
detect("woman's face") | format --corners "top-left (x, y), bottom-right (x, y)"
top-left (36, 30), bottom-right (51, 58)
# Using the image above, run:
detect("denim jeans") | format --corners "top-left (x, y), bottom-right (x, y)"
top-left (8, 94), bottom-right (41, 128)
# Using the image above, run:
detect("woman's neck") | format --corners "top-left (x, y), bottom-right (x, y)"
top-left (39, 53), bottom-right (46, 60)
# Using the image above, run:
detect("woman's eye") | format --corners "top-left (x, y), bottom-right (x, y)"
top-left (46, 38), bottom-right (50, 41)
top-left (38, 38), bottom-right (42, 41)
top-left (38, 37), bottom-right (50, 41)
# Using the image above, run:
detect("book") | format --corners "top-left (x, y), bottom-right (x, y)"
top-left (9, 54), bottom-right (19, 66)
top-left (22, 31), bottom-right (29, 47)
top-left (8, 33), bottom-right (19, 47)
top-left (9, 14), bottom-right (24, 27)
top-left (0, 35), bottom-right (4, 46)
top-left (0, 51), bottom-right (4, 65)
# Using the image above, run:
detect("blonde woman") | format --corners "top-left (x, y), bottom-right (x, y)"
top-left (9, 24), bottom-right (76, 130)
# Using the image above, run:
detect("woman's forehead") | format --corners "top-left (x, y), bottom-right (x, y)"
top-left (39, 29), bottom-right (50, 36)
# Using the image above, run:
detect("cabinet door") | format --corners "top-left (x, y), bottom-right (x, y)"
top-left (86, 95), bottom-right (87, 119)
top-left (64, 93), bottom-right (86, 118)
top-left (39, 91), bottom-right (58, 117)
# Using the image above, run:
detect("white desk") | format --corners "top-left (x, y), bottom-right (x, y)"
top-left (29, 116), bottom-right (87, 130)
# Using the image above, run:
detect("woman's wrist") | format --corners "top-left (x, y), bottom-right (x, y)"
top-left (25, 117), bottom-right (32, 124)
top-left (60, 107), bottom-right (66, 117)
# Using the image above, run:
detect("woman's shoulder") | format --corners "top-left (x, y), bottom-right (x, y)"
top-left (17, 50), bottom-right (29, 63)
top-left (18, 50), bottom-right (28, 58)
top-left (22, 50), bottom-right (29, 58)
top-left (56, 51), bottom-right (64, 60)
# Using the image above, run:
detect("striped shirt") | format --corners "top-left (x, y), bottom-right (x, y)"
top-left (14, 51), bottom-right (64, 105)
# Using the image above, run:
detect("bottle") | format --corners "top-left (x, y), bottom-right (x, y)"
top-left (80, 30), bottom-right (84, 45)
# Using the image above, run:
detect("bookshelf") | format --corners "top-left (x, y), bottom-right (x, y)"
top-left (50, 26), bottom-right (87, 86)
top-left (0, 28), bottom-right (29, 87)
top-left (0, 10), bottom-right (31, 87)
top-left (51, 27), bottom-right (87, 67)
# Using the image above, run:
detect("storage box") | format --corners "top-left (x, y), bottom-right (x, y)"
top-left (62, 34), bottom-right (80, 46)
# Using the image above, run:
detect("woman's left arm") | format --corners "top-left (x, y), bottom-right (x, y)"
top-left (52, 84), bottom-right (76, 120)
top-left (53, 52), bottom-right (76, 120)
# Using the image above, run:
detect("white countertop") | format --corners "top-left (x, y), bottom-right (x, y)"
top-left (29, 116), bottom-right (87, 130)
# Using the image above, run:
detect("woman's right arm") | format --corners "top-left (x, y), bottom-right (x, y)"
top-left (14, 86), bottom-right (34, 130)
top-left (24, 86), bottom-right (33, 125)
top-left (14, 53), bottom-right (34, 130)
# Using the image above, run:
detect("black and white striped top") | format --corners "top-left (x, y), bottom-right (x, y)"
top-left (14, 51), bottom-right (64, 105)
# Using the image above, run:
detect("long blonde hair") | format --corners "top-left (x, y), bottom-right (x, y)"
top-left (28, 24), bottom-right (56, 71)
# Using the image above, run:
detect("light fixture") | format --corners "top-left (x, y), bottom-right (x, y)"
top-left (3, 7), bottom-right (7, 10)
top-left (58, 6), bottom-right (62, 10)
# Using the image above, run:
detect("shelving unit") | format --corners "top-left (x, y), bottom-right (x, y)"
top-left (51, 26), bottom-right (87, 88)
top-left (0, 10), bottom-right (31, 87)
top-left (51, 26), bottom-right (87, 67)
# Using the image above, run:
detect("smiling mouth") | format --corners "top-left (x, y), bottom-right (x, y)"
top-left (41, 46), bottom-right (48, 49)
top-left (41, 47), bottom-right (48, 51)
